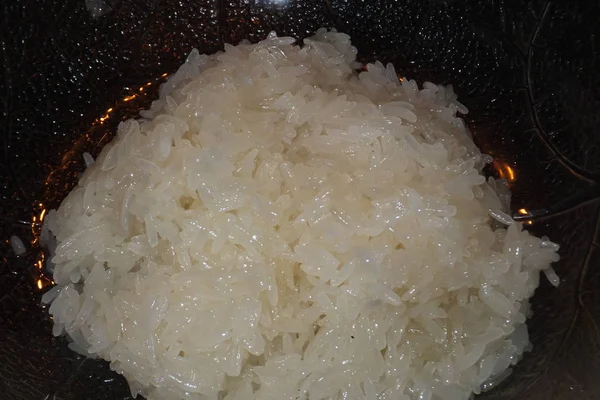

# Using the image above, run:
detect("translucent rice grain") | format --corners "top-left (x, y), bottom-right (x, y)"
top-left (481, 368), bottom-right (513, 392)
top-left (83, 152), bottom-right (95, 168)
top-left (540, 237), bottom-right (560, 252)
top-left (380, 103), bottom-right (418, 123)
top-left (41, 285), bottom-right (61, 304)
top-left (488, 209), bottom-right (514, 225)
top-left (52, 322), bottom-right (65, 337)
top-left (10, 235), bottom-right (26, 256)
top-left (543, 267), bottom-right (560, 287)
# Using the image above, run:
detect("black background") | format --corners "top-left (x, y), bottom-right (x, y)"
top-left (1, 1), bottom-right (599, 399)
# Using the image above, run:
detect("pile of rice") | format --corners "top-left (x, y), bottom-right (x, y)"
top-left (41, 29), bottom-right (560, 400)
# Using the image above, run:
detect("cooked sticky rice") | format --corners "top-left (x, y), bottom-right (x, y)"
top-left (42, 29), bottom-right (560, 400)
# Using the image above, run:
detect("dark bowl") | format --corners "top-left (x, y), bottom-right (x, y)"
top-left (1, 1), bottom-right (599, 399)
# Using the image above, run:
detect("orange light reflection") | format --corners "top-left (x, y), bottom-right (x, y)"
top-left (505, 166), bottom-right (515, 182)
top-left (493, 161), bottom-right (516, 183)
top-left (99, 113), bottom-right (111, 123)
top-left (31, 215), bottom-right (38, 244)
top-left (97, 83), bottom-right (147, 121)
top-left (93, 74), bottom-right (167, 125)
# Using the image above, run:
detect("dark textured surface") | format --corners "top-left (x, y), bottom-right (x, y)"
top-left (0, 0), bottom-right (599, 399)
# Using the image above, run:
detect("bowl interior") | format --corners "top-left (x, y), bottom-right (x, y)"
top-left (1, 1), bottom-right (599, 399)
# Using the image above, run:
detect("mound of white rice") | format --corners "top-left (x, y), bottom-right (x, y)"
top-left (42, 29), bottom-right (560, 400)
